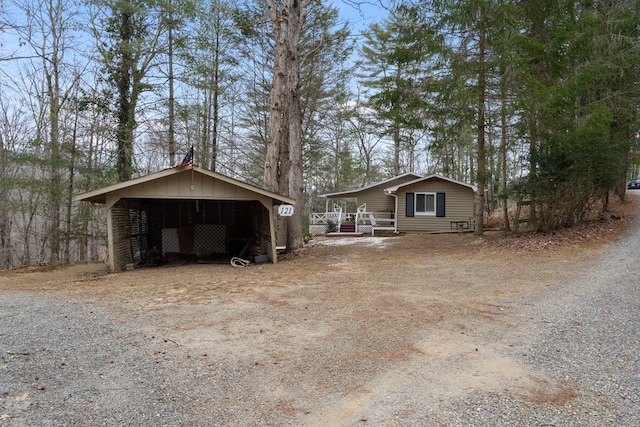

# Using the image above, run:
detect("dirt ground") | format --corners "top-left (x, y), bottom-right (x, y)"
top-left (1, 193), bottom-right (638, 425)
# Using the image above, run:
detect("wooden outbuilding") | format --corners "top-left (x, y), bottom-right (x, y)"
top-left (76, 166), bottom-right (295, 272)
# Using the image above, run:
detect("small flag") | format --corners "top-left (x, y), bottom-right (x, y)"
top-left (174, 146), bottom-right (193, 168)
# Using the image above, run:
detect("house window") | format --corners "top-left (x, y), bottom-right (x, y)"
top-left (415, 193), bottom-right (436, 215)
top-left (406, 192), bottom-right (445, 217)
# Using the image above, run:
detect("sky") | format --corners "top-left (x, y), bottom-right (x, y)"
top-left (330, 0), bottom-right (388, 36)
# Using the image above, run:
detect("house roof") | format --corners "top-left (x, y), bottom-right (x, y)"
top-left (75, 165), bottom-right (296, 205)
top-left (384, 174), bottom-right (477, 193)
top-left (318, 172), bottom-right (423, 198)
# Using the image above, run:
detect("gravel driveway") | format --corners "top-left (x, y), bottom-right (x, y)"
top-left (1, 202), bottom-right (639, 426)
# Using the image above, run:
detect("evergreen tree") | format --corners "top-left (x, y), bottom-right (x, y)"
top-left (513, 0), bottom-right (640, 229)
top-left (89, 0), bottom-right (167, 181)
top-left (359, 3), bottom-right (436, 176)
top-left (181, 0), bottom-right (237, 171)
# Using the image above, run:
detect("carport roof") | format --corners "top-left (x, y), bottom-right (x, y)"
top-left (75, 166), bottom-right (296, 205)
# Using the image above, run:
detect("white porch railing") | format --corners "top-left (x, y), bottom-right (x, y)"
top-left (309, 205), bottom-right (395, 235)
top-left (309, 211), bottom-right (344, 225)
top-left (309, 204), bottom-right (344, 233)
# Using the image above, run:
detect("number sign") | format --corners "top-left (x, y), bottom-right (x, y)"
top-left (277, 205), bottom-right (294, 216)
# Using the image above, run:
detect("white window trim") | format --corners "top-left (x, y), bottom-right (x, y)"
top-left (415, 192), bottom-right (436, 216)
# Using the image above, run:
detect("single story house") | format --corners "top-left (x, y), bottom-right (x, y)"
top-left (76, 166), bottom-right (295, 272)
top-left (313, 174), bottom-right (476, 234)
top-left (384, 174), bottom-right (477, 232)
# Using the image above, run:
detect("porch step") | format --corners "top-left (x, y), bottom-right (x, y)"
top-left (340, 221), bottom-right (355, 233)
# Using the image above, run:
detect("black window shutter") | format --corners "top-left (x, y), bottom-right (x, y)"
top-left (406, 193), bottom-right (414, 217)
top-left (436, 192), bottom-right (446, 217)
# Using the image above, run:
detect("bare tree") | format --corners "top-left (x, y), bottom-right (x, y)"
top-left (264, 0), bottom-right (311, 251)
top-left (4, 0), bottom-right (83, 263)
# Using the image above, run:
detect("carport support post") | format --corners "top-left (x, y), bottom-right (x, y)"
top-left (105, 196), bottom-right (121, 272)
top-left (269, 209), bottom-right (278, 264)
top-left (257, 196), bottom-right (279, 263)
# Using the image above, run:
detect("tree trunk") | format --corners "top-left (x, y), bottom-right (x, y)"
top-left (0, 129), bottom-right (9, 269)
top-left (263, 1), bottom-right (287, 193)
top-left (474, 14), bottom-right (486, 236)
top-left (116, 18), bottom-right (134, 184)
top-left (211, 21), bottom-right (220, 172)
top-left (45, 44), bottom-right (62, 264)
top-left (168, 2), bottom-right (176, 166)
top-left (393, 67), bottom-right (402, 176)
top-left (64, 94), bottom-right (80, 264)
top-left (286, 3), bottom-right (304, 250)
top-left (393, 122), bottom-right (401, 176)
top-left (500, 83), bottom-right (511, 232)
top-left (264, 0), bottom-right (309, 251)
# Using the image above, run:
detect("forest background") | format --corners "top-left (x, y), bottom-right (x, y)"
top-left (1, 0), bottom-right (639, 269)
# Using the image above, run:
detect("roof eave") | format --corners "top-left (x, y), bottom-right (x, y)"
top-left (75, 166), bottom-right (296, 205)
top-left (318, 172), bottom-right (422, 198)
top-left (384, 174), bottom-right (478, 193)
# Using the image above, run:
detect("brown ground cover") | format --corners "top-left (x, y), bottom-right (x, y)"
top-left (0, 192), bottom-right (637, 425)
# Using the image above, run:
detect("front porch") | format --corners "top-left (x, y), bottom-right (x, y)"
top-left (309, 204), bottom-right (396, 236)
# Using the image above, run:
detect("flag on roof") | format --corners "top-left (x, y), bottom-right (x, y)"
top-left (174, 146), bottom-right (193, 168)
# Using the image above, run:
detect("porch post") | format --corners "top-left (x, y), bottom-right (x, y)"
top-left (391, 194), bottom-right (399, 232)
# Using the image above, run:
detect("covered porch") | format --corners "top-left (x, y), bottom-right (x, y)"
top-left (309, 203), bottom-right (396, 236)
top-left (309, 172), bottom-right (430, 235)
top-left (310, 174), bottom-right (424, 236)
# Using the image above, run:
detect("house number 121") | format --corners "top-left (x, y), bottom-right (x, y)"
top-left (277, 205), bottom-right (294, 216)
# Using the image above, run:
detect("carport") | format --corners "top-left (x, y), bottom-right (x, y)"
top-left (76, 166), bottom-right (295, 272)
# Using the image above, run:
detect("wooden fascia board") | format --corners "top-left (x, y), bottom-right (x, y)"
top-left (384, 175), bottom-right (477, 194)
top-left (75, 168), bottom-right (178, 203)
top-left (76, 166), bottom-right (295, 206)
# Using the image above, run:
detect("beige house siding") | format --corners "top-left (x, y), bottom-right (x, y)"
top-left (103, 172), bottom-right (260, 201)
top-left (321, 174), bottom-right (420, 212)
top-left (355, 187), bottom-right (395, 213)
top-left (346, 176), bottom-right (418, 213)
top-left (395, 179), bottom-right (475, 232)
